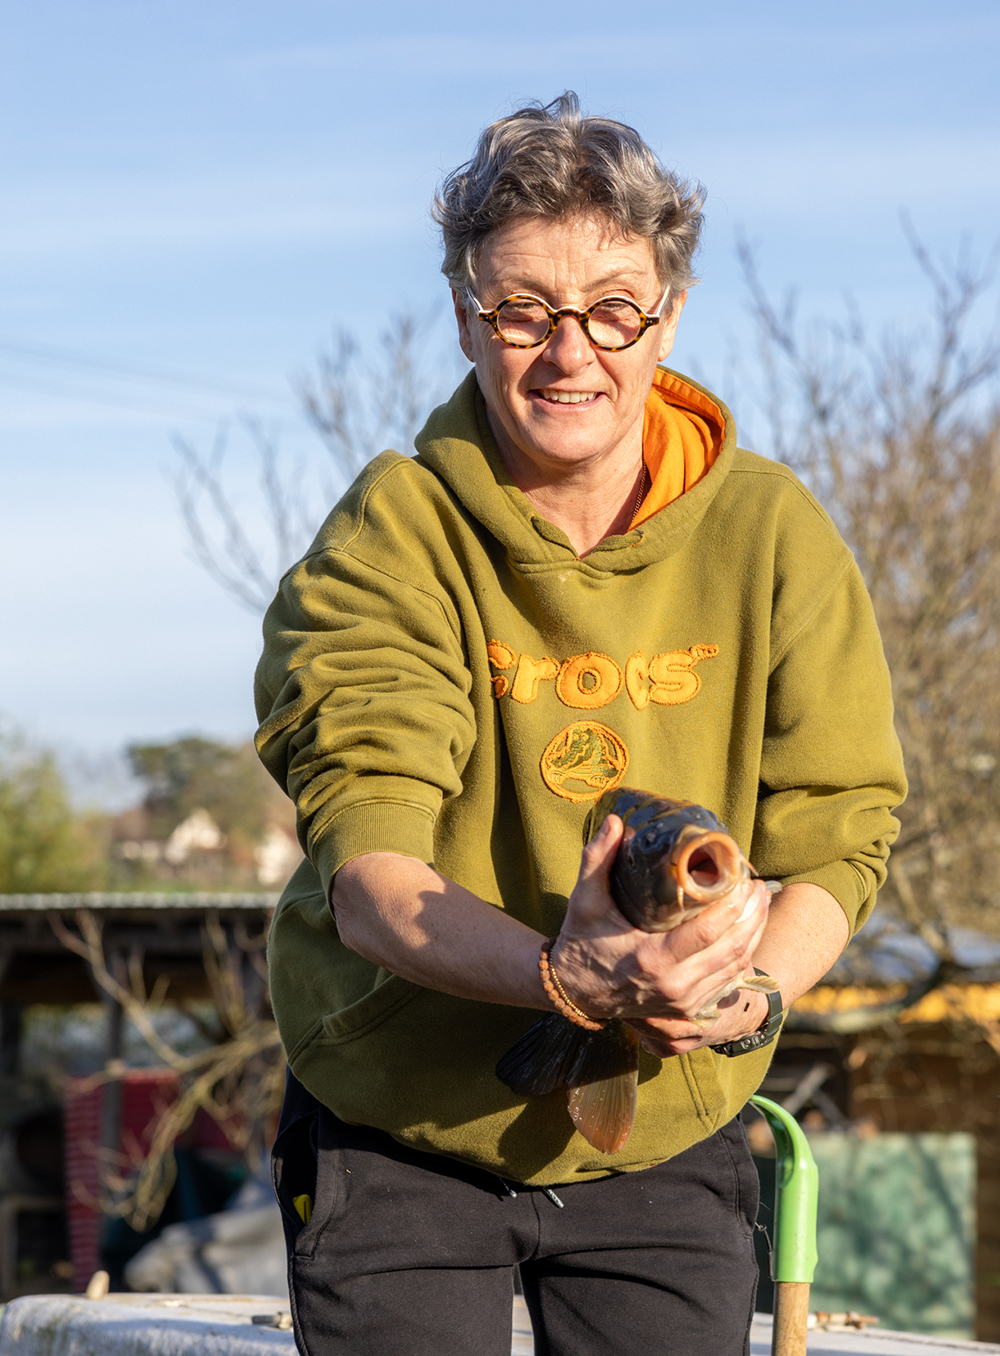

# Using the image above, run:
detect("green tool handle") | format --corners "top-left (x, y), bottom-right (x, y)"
top-left (749, 1094), bottom-right (819, 1283)
top-left (750, 1095), bottom-right (819, 1356)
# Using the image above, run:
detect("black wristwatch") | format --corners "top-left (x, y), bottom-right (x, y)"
top-left (710, 969), bottom-right (783, 1057)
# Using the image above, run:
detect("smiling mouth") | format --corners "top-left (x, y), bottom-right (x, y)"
top-left (536, 389), bottom-right (601, 405)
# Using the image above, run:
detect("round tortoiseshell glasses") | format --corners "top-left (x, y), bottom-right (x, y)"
top-left (473, 286), bottom-right (671, 352)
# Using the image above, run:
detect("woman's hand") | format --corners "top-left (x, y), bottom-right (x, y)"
top-left (625, 989), bottom-right (771, 1057)
top-left (551, 814), bottom-right (772, 1054)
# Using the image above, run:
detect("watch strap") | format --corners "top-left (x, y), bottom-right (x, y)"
top-left (710, 968), bottom-right (783, 1058)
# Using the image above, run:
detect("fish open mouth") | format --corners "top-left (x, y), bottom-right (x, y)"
top-left (687, 848), bottom-right (722, 887)
top-left (674, 830), bottom-right (747, 903)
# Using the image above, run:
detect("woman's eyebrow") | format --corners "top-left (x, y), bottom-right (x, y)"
top-left (493, 269), bottom-right (648, 299)
top-left (583, 269), bottom-right (648, 295)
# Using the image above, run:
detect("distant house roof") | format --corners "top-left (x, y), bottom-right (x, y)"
top-left (0, 892), bottom-right (279, 912)
top-left (0, 893), bottom-right (282, 1005)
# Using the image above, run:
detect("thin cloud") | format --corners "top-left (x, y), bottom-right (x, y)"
top-left (0, 170), bottom-right (418, 260)
top-left (234, 14), bottom-right (1000, 80)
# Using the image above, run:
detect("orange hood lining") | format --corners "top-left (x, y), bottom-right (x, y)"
top-left (635, 369), bottom-right (726, 526)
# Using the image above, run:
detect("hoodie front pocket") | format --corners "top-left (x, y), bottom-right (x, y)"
top-left (317, 973), bottom-right (423, 1045)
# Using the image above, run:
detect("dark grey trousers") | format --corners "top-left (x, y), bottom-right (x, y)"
top-left (272, 1070), bottom-right (759, 1356)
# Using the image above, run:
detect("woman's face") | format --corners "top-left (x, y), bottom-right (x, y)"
top-left (453, 213), bottom-right (685, 486)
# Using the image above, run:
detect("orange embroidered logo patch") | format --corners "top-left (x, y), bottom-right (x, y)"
top-left (486, 640), bottom-right (517, 698)
top-left (540, 722), bottom-right (629, 803)
top-left (487, 641), bottom-right (719, 710)
top-left (556, 653), bottom-right (623, 709)
top-left (625, 644), bottom-right (719, 707)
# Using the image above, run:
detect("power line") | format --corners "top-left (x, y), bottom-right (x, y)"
top-left (0, 370), bottom-right (257, 422)
top-left (0, 336), bottom-right (293, 405)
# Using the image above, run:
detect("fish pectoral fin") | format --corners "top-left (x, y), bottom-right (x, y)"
top-left (565, 1021), bottom-right (640, 1155)
top-left (740, 971), bottom-right (781, 994)
top-left (496, 1013), bottom-right (596, 1097)
top-left (696, 969), bottom-right (781, 1022)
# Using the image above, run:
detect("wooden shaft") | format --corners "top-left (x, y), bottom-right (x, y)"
top-left (772, 1281), bottom-right (811, 1356)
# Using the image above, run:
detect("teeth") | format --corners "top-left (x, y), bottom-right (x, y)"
top-left (539, 390), bottom-right (598, 404)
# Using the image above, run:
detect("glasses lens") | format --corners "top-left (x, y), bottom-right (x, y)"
top-left (586, 299), bottom-right (644, 350)
top-left (495, 297), bottom-right (551, 346)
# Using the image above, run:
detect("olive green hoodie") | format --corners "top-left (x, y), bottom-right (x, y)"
top-left (254, 367), bottom-right (905, 1185)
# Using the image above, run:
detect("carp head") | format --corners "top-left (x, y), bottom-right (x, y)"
top-left (587, 787), bottom-right (750, 933)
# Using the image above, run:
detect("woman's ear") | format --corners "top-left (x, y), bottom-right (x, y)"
top-left (453, 288), bottom-right (476, 363)
top-left (657, 289), bottom-right (687, 363)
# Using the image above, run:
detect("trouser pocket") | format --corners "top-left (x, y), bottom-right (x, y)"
top-left (272, 1106), bottom-right (319, 1241)
top-left (719, 1115), bottom-right (760, 1237)
top-left (272, 1071), bottom-right (347, 1261)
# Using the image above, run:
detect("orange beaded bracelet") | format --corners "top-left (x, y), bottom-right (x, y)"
top-left (538, 937), bottom-right (607, 1031)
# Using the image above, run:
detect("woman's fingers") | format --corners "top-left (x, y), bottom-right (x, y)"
top-left (637, 878), bottom-right (768, 988)
top-left (555, 838), bottom-right (772, 1023)
top-left (664, 877), bottom-right (768, 964)
top-left (562, 814), bottom-right (626, 932)
top-left (631, 987), bottom-right (772, 1057)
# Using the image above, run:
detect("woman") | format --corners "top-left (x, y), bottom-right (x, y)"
top-left (256, 94), bottom-right (905, 1356)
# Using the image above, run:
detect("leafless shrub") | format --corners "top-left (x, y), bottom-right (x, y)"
top-left (49, 908), bottom-right (283, 1232)
top-left (738, 224), bottom-right (1000, 986)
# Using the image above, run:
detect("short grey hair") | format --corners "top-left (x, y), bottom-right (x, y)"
top-left (434, 92), bottom-right (705, 299)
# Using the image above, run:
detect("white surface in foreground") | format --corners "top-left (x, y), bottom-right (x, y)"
top-left (0, 1295), bottom-right (293, 1356)
top-left (749, 1313), bottom-right (1000, 1355)
top-left (2, 1293), bottom-right (998, 1355)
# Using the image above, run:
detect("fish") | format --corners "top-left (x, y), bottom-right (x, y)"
top-left (495, 787), bottom-right (780, 1155)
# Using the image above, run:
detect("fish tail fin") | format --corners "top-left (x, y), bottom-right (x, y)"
top-left (495, 1013), bottom-right (594, 1096)
top-left (566, 1021), bottom-right (640, 1155)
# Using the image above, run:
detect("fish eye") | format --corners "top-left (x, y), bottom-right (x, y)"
top-left (642, 829), bottom-right (659, 846)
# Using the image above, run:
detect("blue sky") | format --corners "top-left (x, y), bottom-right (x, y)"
top-left (1, 0), bottom-right (998, 799)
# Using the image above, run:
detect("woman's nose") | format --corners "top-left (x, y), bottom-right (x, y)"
top-left (540, 314), bottom-right (593, 371)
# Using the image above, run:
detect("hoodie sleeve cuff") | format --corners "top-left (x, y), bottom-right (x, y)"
top-left (779, 859), bottom-right (871, 936)
top-left (311, 801), bottom-right (438, 898)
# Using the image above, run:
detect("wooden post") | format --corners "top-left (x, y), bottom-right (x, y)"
top-left (0, 999), bottom-right (23, 1076)
top-left (99, 972), bottom-right (124, 1249)
top-left (772, 1280), bottom-right (811, 1356)
top-left (100, 987), bottom-right (124, 1164)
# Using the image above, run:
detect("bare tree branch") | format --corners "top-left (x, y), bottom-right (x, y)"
top-left (173, 313), bottom-right (459, 613)
top-left (172, 423), bottom-right (295, 613)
